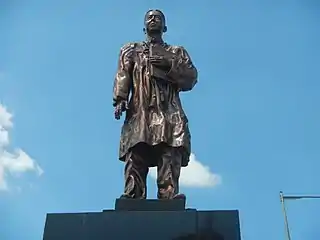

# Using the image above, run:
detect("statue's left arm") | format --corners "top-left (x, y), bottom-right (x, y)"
top-left (166, 47), bottom-right (198, 92)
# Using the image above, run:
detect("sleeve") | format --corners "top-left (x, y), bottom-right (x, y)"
top-left (166, 46), bottom-right (198, 92)
top-left (112, 43), bottom-right (134, 106)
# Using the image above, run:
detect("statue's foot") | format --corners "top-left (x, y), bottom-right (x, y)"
top-left (158, 192), bottom-right (186, 200)
top-left (119, 194), bottom-right (133, 199)
top-left (120, 194), bottom-right (147, 199)
top-left (157, 185), bottom-right (186, 200)
top-left (173, 193), bottom-right (186, 200)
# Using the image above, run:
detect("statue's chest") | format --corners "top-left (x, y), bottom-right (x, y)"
top-left (133, 46), bottom-right (149, 65)
top-left (133, 44), bottom-right (174, 66)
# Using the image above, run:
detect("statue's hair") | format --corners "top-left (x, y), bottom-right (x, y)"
top-left (145, 9), bottom-right (166, 23)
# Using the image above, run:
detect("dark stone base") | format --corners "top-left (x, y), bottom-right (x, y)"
top-left (114, 197), bottom-right (186, 211)
top-left (43, 199), bottom-right (241, 240)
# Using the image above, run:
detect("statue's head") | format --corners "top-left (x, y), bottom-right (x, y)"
top-left (144, 9), bottom-right (167, 35)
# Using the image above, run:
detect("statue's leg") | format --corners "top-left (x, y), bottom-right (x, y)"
top-left (156, 145), bottom-right (182, 199)
top-left (121, 145), bottom-right (149, 199)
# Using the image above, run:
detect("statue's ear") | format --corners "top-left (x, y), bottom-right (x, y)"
top-left (163, 26), bottom-right (167, 33)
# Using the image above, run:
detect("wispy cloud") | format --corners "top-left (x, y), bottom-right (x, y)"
top-left (149, 153), bottom-right (221, 188)
top-left (0, 104), bottom-right (43, 191)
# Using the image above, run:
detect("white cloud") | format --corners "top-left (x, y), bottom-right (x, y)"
top-left (149, 153), bottom-right (221, 188)
top-left (0, 104), bottom-right (43, 191)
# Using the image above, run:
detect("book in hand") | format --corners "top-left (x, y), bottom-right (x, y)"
top-left (149, 45), bottom-right (176, 81)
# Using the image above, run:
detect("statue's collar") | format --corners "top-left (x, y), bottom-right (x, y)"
top-left (144, 40), bottom-right (166, 47)
top-left (145, 36), bottom-right (164, 45)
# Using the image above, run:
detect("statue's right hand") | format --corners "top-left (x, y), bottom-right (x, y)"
top-left (114, 100), bottom-right (128, 120)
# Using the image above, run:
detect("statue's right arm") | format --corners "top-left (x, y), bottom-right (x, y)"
top-left (112, 43), bottom-right (135, 107)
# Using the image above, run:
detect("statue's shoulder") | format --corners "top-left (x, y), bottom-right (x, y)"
top-left (164, 44), bottom-right (186, 53)
top-left (120, 42), bottom-right (143, 52)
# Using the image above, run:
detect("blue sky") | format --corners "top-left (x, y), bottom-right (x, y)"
top-left (0, 0), bottom-right (320, 239)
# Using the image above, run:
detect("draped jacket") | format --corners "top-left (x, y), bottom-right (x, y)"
top-left (113, 41), bottom-right (197, 167)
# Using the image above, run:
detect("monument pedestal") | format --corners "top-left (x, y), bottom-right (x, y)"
top-left (43, 199), bottom-right (241, 240)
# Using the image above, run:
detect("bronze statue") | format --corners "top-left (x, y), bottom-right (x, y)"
top-left (113, 9), bottom-right (197, 200)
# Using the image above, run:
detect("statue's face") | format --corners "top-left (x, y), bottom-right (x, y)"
top-left (144, 10), bottom-right (165, 33)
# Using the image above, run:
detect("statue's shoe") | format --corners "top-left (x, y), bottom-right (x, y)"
top-left (119, 194), bottom-right (132, 199)
top-left (172, 193), bottom-right (186, 200)
top-left (157, 192), bottom-right (186, 200)
top-left (119, 194), bottom-right (147, 199)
